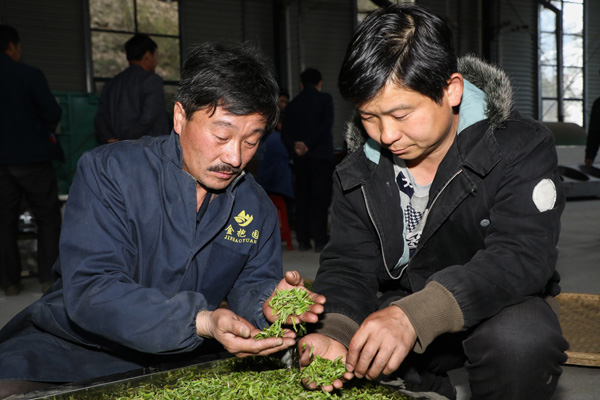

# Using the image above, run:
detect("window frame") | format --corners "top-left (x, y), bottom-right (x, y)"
top-left (86, 0), bottom-right (182, 92)
top-left (538, 0), bottom-right (585, 127)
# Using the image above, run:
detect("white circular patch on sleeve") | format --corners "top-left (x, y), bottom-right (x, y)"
top-left (532, 179), bottom-right (557, 212)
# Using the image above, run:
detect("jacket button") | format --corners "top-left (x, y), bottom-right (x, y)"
top-left (480, 219), bottom-right (491, 227)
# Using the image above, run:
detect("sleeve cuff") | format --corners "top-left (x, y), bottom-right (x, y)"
top-left (312, 312), bottom-right (360, 348)
top-left (391, 281), bottom-right (464, 353)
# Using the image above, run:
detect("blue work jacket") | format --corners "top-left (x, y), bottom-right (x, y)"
top-left (0, 132), bottom-right (282, 382)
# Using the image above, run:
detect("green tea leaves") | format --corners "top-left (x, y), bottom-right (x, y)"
top-left (300, 355), bottom-right (346, 387)
top-left (255, 288), bottom-right (315, 339)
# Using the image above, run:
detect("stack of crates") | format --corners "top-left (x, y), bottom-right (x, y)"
top-left (53, 92), bottom-right (101, 196)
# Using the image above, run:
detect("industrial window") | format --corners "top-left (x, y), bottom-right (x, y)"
top-left (539, 0), bottom-right (584, 126)
top-left (87, 0), bottom-right (180, 106)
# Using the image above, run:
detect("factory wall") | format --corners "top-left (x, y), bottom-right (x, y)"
top-left (2, 0), bottom-right (600, 147)
top-left (179, 0), bottom-right (356, 150)
top-left (0, 0), bottom-right (88, 92)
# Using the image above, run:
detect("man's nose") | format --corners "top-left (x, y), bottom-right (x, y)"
top-left (380, 119), bottom-right (401, 146)
top-left (222, 141), bottom-right (242, 167)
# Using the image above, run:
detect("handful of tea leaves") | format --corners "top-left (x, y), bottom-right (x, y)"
top-left (254, 287), bottom-right (315, 339)
top-left (300, 355), bottom-right (346, 387)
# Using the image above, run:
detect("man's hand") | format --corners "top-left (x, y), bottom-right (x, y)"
top-left (585, 158), bottom-right (594, 167)
top-left (346, 305), bottom-right (416, 380)
top-left (298, 333), bottom-right (349, 392)
top-left (264, 270), bottom-right (326, 325)
top-left (294, 141), bottom-right (309, 156)
top-left (195, 309), bottom-right (295, 357)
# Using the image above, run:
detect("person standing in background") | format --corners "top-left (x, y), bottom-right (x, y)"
top-left (584, 92), bottom-right (600, 167)
top-left (258, 89), bottom-right (294, 200)
top-left (0, 24), bottom-right (63, 296)
top-left (94, 33), bottom-right (170, 144)
top-left (282, 68), bottom-right (335, 252)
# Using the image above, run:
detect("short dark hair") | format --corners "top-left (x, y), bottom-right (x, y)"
top-left (0, 25), bottom-right (19, 53)
top-left (338, 3), bottom-right (457, 106)
top-left (125, 34), bottom-right (157, 61)
top-left (175, 42), bottom-right (279, 131)
top-left (301, 68), bottom-right (322, 87)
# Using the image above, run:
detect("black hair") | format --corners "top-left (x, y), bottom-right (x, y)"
top-left (338, 3), bottom-right (457, 106)
top-left (279, 89), bottom-right (290, 99)
top-left (175, 42), bottom-right (279, 131)
top-left (0, 25), bottom-right (19, 53)
top-left (301, 68), bottom-right (322, 87)
top-left (125, 34), bottom-right (157, 61)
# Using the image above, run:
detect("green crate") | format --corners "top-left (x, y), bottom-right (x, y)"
top-left (52, 91), bottom-right (101, 195)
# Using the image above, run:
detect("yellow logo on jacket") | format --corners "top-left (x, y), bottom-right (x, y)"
top-left (224, 210), bottom-right (259, 244)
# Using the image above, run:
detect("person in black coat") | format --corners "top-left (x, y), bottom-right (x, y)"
top-left (585, 94), bottom-right (600, 166)
top-left (0, 25), bottom-right (63, 296)
top-left (94, 34), bottom-right (170, 144)
top-left (281, 68), bottom-right (335, 252)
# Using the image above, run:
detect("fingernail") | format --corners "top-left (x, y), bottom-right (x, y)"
top-left (274, 340), bottom-right (283, 347)
top-left (346, 364), bottom-right (353, 372)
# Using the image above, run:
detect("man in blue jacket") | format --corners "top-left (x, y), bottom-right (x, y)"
top-left (0, 42), bottom-right (324, 399)
top-left (0, 25), bottom-right (63, 296)
top-left (299, 4), bottom-right (567, 400)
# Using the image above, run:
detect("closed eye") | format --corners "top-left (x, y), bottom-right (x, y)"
top-left (392, 113), bottom-right (410, 121)
top-left (360, 114), bottom-right (375, 122)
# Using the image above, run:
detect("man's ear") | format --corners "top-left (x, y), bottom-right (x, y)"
top-left (446, 73), bottom-right (464, 108)
top-left (5, 42), bottom-right (21, 62)
top-left (173, 102), bottom-right (186, 134)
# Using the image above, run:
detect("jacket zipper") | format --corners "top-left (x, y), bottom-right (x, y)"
top-left (361, 186), bottom-right (403, 280)
top-left (408, 168), bottom-right (464, 262)
top-left (361, 168), bottom-right (464, 281)
top-left (429, 169), bottom-right (464, 210)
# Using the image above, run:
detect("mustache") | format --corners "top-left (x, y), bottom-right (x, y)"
top-left (208, 164), bottom-right (242, 174)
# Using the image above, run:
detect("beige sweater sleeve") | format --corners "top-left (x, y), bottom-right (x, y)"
top-left (312, 312), bottom-right (360, 348)
top-left (391, 281), bottom-right (464, 353)
top-left (313, 281), bottom-right (463, 353)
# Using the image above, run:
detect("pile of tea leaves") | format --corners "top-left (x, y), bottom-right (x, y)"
top-left (62, 357), bottom-right (410, 400)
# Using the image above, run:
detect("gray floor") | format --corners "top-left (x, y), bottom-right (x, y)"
top-left (1, 146), bottom-right (599, 399)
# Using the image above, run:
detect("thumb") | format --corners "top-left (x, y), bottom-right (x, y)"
top-left (230, 318), bottom-right (252, 339)
top-left (285, 270), bottom-right (302, 286)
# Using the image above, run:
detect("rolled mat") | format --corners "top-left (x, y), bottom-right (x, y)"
top-left (556, 293), bottom-right (600, 367)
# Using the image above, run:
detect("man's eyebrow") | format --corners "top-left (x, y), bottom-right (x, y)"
top-left (211, 119), bottom-right (265, 135)
top-left (212, 120), bottom-right (234, 128)
top-left (359, 104), bottom-right (412, 116)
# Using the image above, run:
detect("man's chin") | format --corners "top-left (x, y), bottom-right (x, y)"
top-left (202, 176), bottom-right (238, 192)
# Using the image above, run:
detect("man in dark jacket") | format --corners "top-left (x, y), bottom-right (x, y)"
top-left (0, 25), bottom-right (63, 296)
top-left (584, 93), bottom-right (600, 166)
top-left (0, 42), bottom-right (324, 399)
top-left (298, 5), bottom-right (567, 400)
top-left (282, 68), bottom-right (334, 252)
top-left (94, 34), bottom-right (171, 144)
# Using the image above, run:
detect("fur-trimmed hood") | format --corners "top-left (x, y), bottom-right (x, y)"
top-left (344, 55), bottom-right (514, 152)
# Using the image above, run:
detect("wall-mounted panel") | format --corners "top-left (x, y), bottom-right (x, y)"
top-left (1, 0), bottom-right (87, 92)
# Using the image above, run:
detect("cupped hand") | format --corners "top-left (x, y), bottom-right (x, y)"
top-left (297, 333), bottom-right (349, 392)
top-left (195, 308), bottom-right (296, 357)
top-left (263, 270), bottom-right (326, 325)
